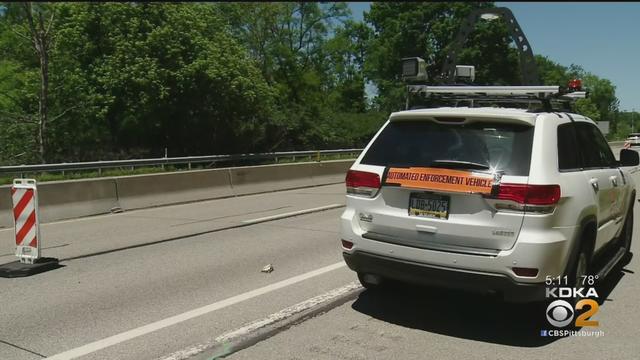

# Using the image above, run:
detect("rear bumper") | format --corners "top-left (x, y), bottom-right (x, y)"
top-left (343, 251), bottom-right (547, 303)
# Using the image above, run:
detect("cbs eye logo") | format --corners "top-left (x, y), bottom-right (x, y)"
top-left (546, 299), bottom-right (599, 328)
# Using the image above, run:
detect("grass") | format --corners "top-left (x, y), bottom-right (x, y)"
top-left (0, 153), bottom-right (358, 185)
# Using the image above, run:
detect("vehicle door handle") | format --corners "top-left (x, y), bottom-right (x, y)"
top-left (609, 175), bottom-right (618, 187)
top-left (590, 178), bottom-right (599, 193)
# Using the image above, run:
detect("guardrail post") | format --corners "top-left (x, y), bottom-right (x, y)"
top-left (316, 151), bottom-right (321, 162)
top-left (162, 148), bottom-right (167, 171)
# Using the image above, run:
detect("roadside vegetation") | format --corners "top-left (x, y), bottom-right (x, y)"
top-left (0, 2), bottom-right (631, 169)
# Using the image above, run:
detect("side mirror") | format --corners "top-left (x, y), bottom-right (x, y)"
top-left (620, 149), bottom-right (639, 166)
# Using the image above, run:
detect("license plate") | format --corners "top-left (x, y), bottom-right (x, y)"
top-left (409, 193), bottom-right (450, 219)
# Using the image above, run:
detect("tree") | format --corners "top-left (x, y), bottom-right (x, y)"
top-left (0, 2), bottom-right (626, 164)
top-left (536, 55), bottom-right (620, 134)
top-left (614, 111), bottom-right (640, 139)
top-left (218, 2), bottom-right (352, 150)
top-left (89, 3), bottom-right (277, 156)
top-left (3, 2), bottom-right (57, 163)
top-left (324, 20), bottom-right (372, 113)
top-left (364, 2), bottom-right (520, 112)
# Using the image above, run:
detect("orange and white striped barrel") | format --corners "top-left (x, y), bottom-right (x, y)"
top-left (11, 179), bottom-right (41, 263)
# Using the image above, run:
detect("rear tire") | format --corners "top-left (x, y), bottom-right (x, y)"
top-left (566, 236), bottom-right (592, 307)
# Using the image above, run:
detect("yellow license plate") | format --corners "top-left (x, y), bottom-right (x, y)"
top-left (409, 193), bottom-right (450, 219)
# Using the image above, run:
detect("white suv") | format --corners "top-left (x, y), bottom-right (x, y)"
top-left (340, 107), bottom-right (638, 302)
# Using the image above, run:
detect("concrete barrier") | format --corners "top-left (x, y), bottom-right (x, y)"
top-left (117, 160), bottom-right (353, 207)
top-left (229, 162), bottom-right (317, 196)
top-left (0, 178), bottom-right (120, 227)
top-left (0, 186), bottom-right (12, 228)
top-left (116, 168), bottom-right (234, 210)
top-left (0, 160), bottom-right (353, 226)
top-left (310, 160), bottom-right (353, 186)
top-left (36, 178), bottom-right (120, 223)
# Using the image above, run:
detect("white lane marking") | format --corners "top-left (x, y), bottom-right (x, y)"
top-left (158, 282), bottom-right (362, 360)
top-left (44, 261), bottom-right (346, 360)
top-left (242, 204), bottom-right (343, 224)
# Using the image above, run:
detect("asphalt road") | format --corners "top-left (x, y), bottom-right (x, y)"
top-left (0, 144), bottom-right (637, 360)
top-left (0, 184), bottom-right (357, 360)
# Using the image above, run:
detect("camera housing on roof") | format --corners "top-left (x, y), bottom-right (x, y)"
top-left (401, 57), bottom-right (428, 82)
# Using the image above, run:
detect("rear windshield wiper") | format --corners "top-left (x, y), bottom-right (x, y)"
top-left (429, 160), bottom-right (490, 170)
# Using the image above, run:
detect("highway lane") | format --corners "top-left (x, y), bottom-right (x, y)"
top-left (0, 184), bottom-right (345, 263)
top-left (0, 184), bottom-right (356, 360)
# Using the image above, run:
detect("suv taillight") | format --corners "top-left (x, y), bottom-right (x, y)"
top-left (495, 183), bottom-right (561, 206)
top-left (346, 170), bottom-right (381, 197)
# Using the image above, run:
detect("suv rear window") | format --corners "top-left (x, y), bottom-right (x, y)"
top-left (361, 120), bottom-right (534, 176)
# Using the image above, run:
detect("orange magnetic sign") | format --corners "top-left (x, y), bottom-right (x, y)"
top-left (384, 167), bottom-right (494, 194)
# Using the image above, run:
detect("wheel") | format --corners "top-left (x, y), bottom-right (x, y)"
top-left (572, 250), bottom-right (589, 288)
top-left (357, 272), bottom-right (384, 290)
top-left (566, 236), bottom-right (592, 306)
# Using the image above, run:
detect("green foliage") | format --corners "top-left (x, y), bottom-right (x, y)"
top-left (364, 2), bottom-right (520, 111)
top-left (0, 2), bottom-right (625, 166)
top-left (611, 111), bottom-right (640, 140)
top-left (50, 3), bottom-right (277, 159)
top-left (216, 2), bottom-right (369, 151)
top-left (535, 55), bottom-right (620, 135)
top-left (1, 3), bottom-right (279, 164)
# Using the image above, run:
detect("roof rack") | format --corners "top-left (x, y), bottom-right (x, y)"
top-left (406, 85), bottom-right (588, 111)
top-left (407, 85), bottom-right (586, 99)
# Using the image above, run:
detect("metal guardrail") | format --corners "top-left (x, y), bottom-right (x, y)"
top-left (0, 139), bottom-right (628, 176)
top-left (0, 149), bottom-right (364, 175)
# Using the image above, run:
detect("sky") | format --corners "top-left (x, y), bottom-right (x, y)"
top-left (347, 2), bottom-right (640, 111)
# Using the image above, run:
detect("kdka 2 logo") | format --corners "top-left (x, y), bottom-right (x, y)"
top-left (544, 276), bottom-right (600, 328)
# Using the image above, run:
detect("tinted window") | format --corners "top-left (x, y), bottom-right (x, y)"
top-left (574, 122), bottom-right (616, 168)
top-left (589, 124), bottom-right (617, 166)
top-left (361, 121), bottom-right (534, 176)
top-left (557, 123), bottom-right (581, 170)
